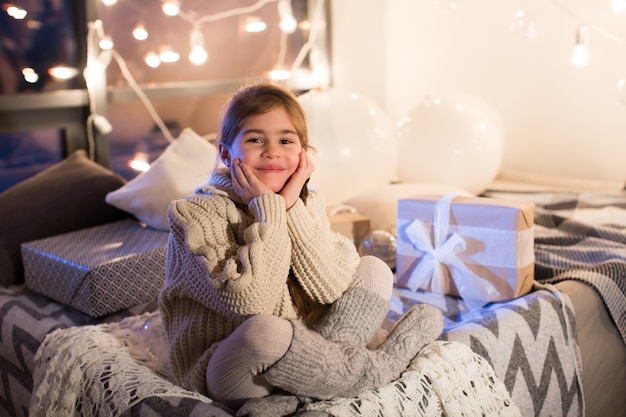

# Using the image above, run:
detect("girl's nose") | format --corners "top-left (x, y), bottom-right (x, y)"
top-left (262, 142), bottom-right (280, 158)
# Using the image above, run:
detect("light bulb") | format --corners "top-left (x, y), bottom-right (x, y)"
top-left (278, 0), bottom-right (297, 33)
top-left (617, 79), bottom-right (626, 105)
top-left (98, 36), bottom-right (114, 50)
top-left (436, 0), bottom-right (460, 10)
top-left (6, 5), bottom-right (27, 19)
top-left (162, 0), bottom-right (180, 17)
top-left (22, 67), bottom-right (39, 83)
top-left (280, 15), bottom-right (297, 33)
top-left (268, 66), bottom-right (291, 81)
top-left (159, 46), bottom-right (180, 63)
top-left (189, 45), bottom-right (208, 66)
top-left (571, 26), bottom-right (590, 68)
top-left (610, 0), bottom-right (626, 15)
top-left (132, 23), bottom-right (148, 41)
top-left (189, 27), bottom-right (204, 47)
top-left (245, 16), bottom-right (267, 32)
top-left (144, 52), bottom-right (161, 68)
top-left (48, 66), bottom-right (79, 80)
top-left (128, 152), bottom-right (150, 172)
top-left (510, 10), bottom-right (540, 39)
top-left (188, 27), bottom-right (207, 65)
top-left (101, 0), bottom-right (118, 6)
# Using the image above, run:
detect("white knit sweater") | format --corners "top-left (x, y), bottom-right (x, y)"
top-left (158, 170), bottom-right (361, 394)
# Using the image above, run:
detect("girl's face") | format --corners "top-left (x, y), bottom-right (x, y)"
top-left (222, 106), bottom-right (303, 193)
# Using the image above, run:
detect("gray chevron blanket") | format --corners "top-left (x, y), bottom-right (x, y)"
top-left (391, 284), bottom-right (582, 417)
top-left (482, 189), bottom-right (626, 345)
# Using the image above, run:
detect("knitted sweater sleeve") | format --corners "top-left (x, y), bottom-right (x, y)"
top-left (163, 191), bottom-right (294, 318)
top-left (159, 191), bottom-right (296, 392)
top-left (286, 189), bottom-right (361, 304)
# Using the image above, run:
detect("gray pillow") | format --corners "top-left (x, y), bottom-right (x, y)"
top-left (0, 150), bottom-right (130, 286)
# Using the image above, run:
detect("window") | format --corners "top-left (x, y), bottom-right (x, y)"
top-left (0, 0), bottom-right (331, 191)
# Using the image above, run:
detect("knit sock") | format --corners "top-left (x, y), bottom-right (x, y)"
top-left (235, 392), bottom-right (300, 417)
top-left (262, 305), bottom-right (443, 400)
top-left (313, 286), bottom-right (389, 346)
top-left (378, 303), bottom-right (443, 359)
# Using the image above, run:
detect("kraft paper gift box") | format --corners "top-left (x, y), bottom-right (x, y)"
top-left (329, 213), bottom-right (370, 246)
top-left (395, 194), bottom-right (535, 309)
top-left (21, 219), bottom-right (169, 317)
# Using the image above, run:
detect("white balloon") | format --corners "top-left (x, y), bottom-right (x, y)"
top-left (299, 89), bottom-right (397, 203)
top-left (396, 94), bottom-right (503, 194)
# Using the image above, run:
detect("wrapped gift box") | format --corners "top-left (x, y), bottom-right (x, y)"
top-left (329, 213), bottom-right (370, 246)
top-left (396, 194), bottom-right (535, 308)
top-left (22, 219), bottom-right (169, 317)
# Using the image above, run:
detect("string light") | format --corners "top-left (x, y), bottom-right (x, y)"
top-left (6, 4), bottom-right (27, 19)
top-left (144, 51), bottom-right (161, 68)
top-left (48, 66), bottom-right (79, 80)
top-left (188, 24), bottom-right (208, 66)
top-left (278, 0), bottom-right (297, 33)
top-left (245, 16), bottom-right (267, 32)
top-left (98, 35), bottom-right (114, 50)
top-left (161, 0), bottom-right (181, 17)
top-left (22, 67), bottom-right (38, 83)
top-left (571, 25), bottom-right (590, 68)
top-left (510, 10), bottom-right (540, 39)
top-left (159, 45), bottom-right (180, 63)
top-left (128, 152), bottom-right (150, 172)
top-left (268, 66), bottom-right (291, 80)
top-left (617, 78), bottom-right (626, 104)
top-left (132, 22), bottom-right (148, 41)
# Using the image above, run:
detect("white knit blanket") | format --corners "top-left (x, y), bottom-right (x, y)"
top-left (30, 313), bottom-right (520, 417)
top-left (302, 341), bottom-right (521, 417)
top-left (29, 313), bottom-right (215, 417)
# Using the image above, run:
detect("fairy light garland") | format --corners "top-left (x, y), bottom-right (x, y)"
top-left (81, 0), bottom-right (328, 168)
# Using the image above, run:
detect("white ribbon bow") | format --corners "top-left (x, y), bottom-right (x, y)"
top-left (402, 193), bottom-right (500, 309)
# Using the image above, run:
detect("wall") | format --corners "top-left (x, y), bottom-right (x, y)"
top-left (331, 0), bottom-right (626, 186)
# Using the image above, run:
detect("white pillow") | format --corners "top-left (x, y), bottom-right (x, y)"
top-left (106, 128), bottom-right (217, 231)
top-left (345, 182), bottom-right (474, 233)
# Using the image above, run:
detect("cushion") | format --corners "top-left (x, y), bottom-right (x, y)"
top-left (106, 128), bottom-right (218, 231)
top-left (0, 150), bottom-right (130, 286)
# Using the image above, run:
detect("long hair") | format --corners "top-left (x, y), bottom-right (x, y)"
top-left (219, 83), bottom-right (321, 323)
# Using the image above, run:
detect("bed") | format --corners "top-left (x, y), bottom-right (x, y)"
top-left (0, 149), bottom-right (624, 416)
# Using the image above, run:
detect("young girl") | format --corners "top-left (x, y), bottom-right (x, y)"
top-left (158, 83), bottom-right (443, 413)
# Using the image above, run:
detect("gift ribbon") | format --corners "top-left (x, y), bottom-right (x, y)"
top-left (401, 193), bottom-right (501, 309)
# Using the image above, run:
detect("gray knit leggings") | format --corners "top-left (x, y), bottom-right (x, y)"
top-left (205, 255), bottom-right (394, 409)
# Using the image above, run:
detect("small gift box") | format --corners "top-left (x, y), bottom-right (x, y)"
top-left (329, 213), bottom-right (370, 246)
top-left (22, 219), bottom-right (169, 317)
top-left (395, 194), bottom-right (535, 309)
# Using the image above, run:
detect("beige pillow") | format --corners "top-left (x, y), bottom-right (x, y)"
top-left (106, 128), bottom-right (217, 231)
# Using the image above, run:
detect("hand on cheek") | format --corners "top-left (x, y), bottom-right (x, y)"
top-left (231, 159), bottom-right (273, 204)
top-left (280, 150), bottom-right (315, 209)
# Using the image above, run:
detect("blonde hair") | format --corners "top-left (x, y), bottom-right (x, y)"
top-left (217, 82), bottom-right (311, 151)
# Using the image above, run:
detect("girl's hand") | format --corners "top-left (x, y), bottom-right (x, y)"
top-left (231, 159), bottom-right (273, 204)
top-left (280, 149), bottom-right (315, 209)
